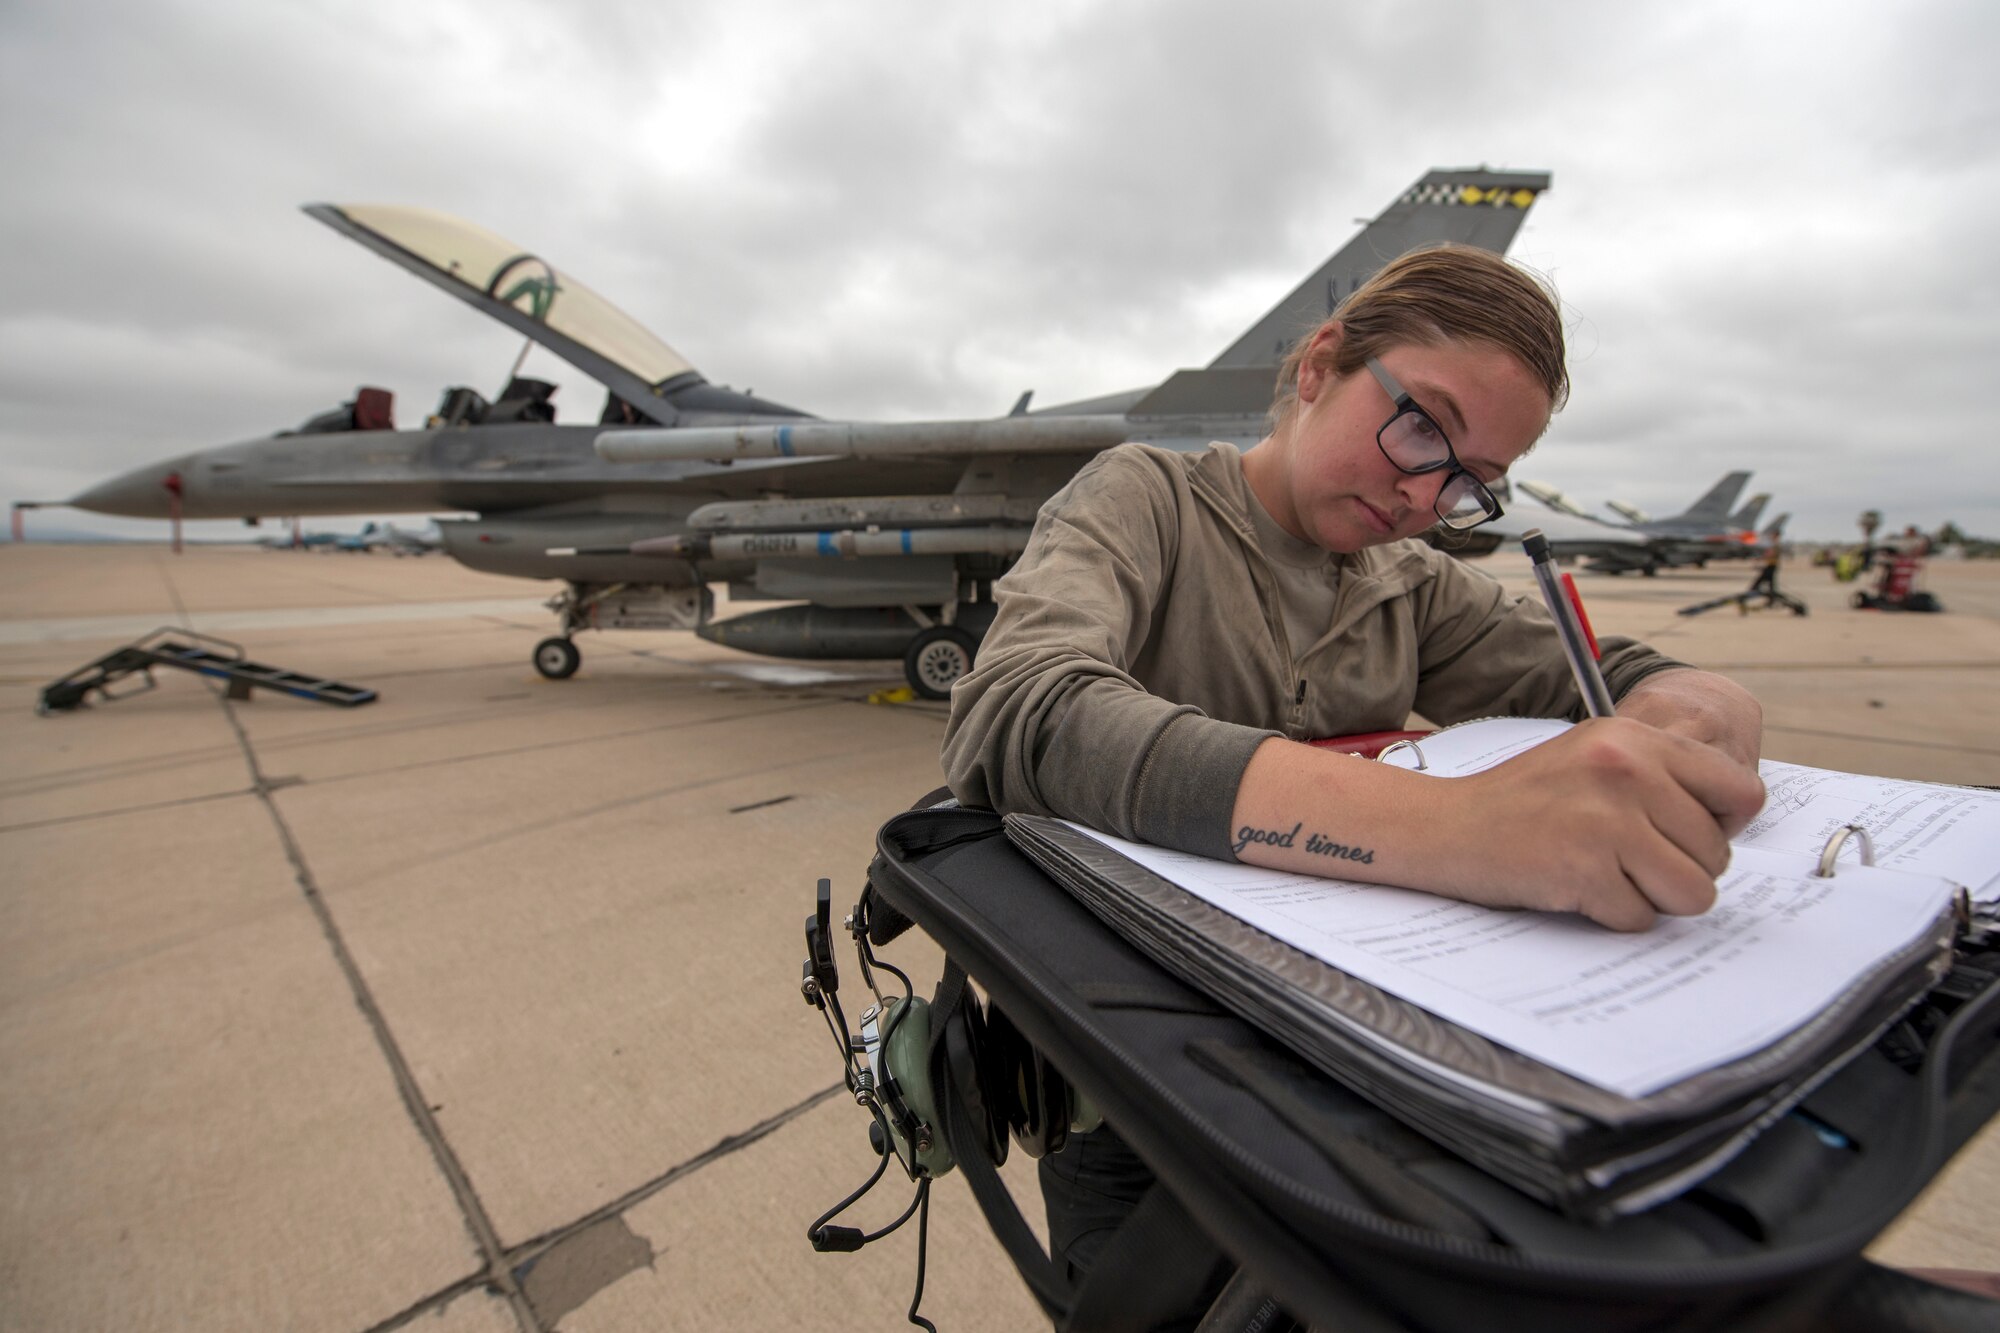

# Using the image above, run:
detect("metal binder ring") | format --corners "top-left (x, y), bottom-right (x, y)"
top-left (1376, 739), bottom-right (1428, 772)
top-left (1814, 824), bottom-right (1875, 878)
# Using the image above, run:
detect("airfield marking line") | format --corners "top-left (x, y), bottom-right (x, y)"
top-left (1, 677), bottom-right (859, 797)
top-left (292, 699), bottom-right (843, 792)
top-left (0, 746), bottom-right (252, 797)
top-left (0, 783), bottom-right (261, 834)
top-left (221, 689), bottom-right (844, 780)
top-left (343, 734), bottom-right (942, 890)
top-left (209, 689), bottom-right (545, 1333)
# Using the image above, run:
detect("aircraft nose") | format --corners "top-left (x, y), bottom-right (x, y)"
top-left (69, 462), bottom-right (187, 517)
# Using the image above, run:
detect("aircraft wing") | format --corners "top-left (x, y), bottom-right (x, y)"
top-left (303, 204), bottom-right (698, 425)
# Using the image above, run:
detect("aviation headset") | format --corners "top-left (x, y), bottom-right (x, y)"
top-left (800, 876), bottom-right (1100, 1325)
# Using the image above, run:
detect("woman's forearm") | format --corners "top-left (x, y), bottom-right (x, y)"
top-left (1228, 716), bottom-right (1765, 932)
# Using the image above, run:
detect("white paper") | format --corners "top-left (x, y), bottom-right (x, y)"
top-left (1065, 825), bottom-right (1953, 1098)
top-left (1389, 717), bottom-right (2000, 902)
top-left (1740, 762), bottom-right (2000, 903)
top-left (1376, 715), bottom-right (1571, 774)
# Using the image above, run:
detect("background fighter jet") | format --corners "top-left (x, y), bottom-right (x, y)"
top-left (1491, 470), bottom-right (1772, 575)
top-left (70, 167), bottom-right (1551, 695)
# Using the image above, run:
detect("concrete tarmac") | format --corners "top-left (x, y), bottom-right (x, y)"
top-left (1, 544), bottom-right (1995, 1330)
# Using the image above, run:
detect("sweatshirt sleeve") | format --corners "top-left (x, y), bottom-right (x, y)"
top-left (942, 448), bottom-right (1276, 859)
top-left (1407, 545), bottom-right (1691, 724)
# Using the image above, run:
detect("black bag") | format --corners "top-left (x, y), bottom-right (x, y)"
top-left (865, 806), bottom-right (2000, 1333)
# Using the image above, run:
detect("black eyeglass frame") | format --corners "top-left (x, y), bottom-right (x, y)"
top-left (1363, 357), bottom-right (1505, 531)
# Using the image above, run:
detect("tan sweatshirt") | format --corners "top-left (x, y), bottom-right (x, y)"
top-left (942, 442), bottom-right (1686, 861)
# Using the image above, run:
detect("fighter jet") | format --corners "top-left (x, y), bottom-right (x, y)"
top-left (69, 168), bottom-right (1552, 695)
top-left (1433, 478), bottom-right (1657, 567)
top-left (1587, 471), bottom-right (1761, 573)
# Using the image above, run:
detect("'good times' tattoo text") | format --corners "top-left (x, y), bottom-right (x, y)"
top-left (1232, 822), bottom-right (1375, 865)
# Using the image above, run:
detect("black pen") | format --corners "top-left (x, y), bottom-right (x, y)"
top-left (1523, 530), bottom-right (1617, 718)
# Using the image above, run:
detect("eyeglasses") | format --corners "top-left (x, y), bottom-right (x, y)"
top-left (1364, 358), bottom-right (1505, 531)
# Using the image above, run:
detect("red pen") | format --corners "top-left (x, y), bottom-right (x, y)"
top-left (1560, 572), bottom-right (1601, 661)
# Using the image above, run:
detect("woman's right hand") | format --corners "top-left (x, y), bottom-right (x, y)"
top-left (1228, 719), bottom-right (1767, 932)
top-left (1435, 718), bottom-right (1767, 931)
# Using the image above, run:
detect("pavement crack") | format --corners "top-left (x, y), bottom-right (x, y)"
top-left (356, 735), bottom-right (934, 888)
top-left (504, 1083), bottom-right (845, 1274)
top-left (360, 1273), bottom-right (495, 1333)
top-left (356, 1082), bottom-right (844, 1332)
top-left (210, 687), bottom-right (545, 1333)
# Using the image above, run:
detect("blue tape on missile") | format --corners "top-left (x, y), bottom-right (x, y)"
top-left (901, 530), bottom-right (912, 553)
top-left (776, 426), bottom-right (794, 456)
top-left (818, 532), bottom-right (836, 556)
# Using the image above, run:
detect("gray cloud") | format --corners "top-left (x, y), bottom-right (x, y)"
top-left (4, 0), bottom-right (1997, 543)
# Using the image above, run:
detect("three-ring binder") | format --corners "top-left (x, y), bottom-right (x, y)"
top-left (1376, 739), bottom-right (1428, 771)
top-left (1815, 823), bottom-right (1876, 878)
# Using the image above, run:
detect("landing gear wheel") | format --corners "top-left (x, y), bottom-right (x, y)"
top-left (904, 627), bottom-right (977, 700)
top-left (533, 636), bottom-right (580, 680)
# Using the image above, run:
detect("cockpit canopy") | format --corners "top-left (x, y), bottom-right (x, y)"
top-left (322, 205), bottom-right (696, 390)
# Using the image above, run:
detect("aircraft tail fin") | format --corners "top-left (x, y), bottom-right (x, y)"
top-left (1207, 167), bottom-right (1550, 370)
top-left (1728, 493), bottom-right (1771, 531)
top-left (1672, 471), bottom-right (1753, 523)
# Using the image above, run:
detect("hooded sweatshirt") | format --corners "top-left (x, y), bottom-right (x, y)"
top-left (942, 442), bottom-right (1686, 861)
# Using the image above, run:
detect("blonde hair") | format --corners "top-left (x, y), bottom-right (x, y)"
top-left (1270, 244), bottom-right (1567, 430)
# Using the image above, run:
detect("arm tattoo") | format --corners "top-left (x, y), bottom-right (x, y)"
top-left (1233, 822), bottom-right (1376, 865)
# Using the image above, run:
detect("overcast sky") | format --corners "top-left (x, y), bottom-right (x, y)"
top-left (4, 0), bottom-right (1996, 543)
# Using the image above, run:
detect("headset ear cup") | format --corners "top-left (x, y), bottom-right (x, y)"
top-left (879, 996), bottom-right (955, 1178)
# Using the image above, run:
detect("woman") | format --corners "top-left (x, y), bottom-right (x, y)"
top-left (944, 244), bottom-right (1763, 932)
top-left (940, 245), bottom-right (1765, 1303)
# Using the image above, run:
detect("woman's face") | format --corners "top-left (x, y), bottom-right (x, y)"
top-left (1265, 333), bottom-right (1552, 554)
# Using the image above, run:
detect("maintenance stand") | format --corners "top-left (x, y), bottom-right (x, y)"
top-left (38, 628), bottom-right (377, 714)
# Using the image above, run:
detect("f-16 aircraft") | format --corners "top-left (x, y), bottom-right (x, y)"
top-left (1444, 478), bottom-right (1656, 567)
top-left (1472, 472), bottom-right (1778, 575)
top-left (1592, 471), bottom-right (1757, 573)
top-left (69, 167), bottom-right (1553, 695)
